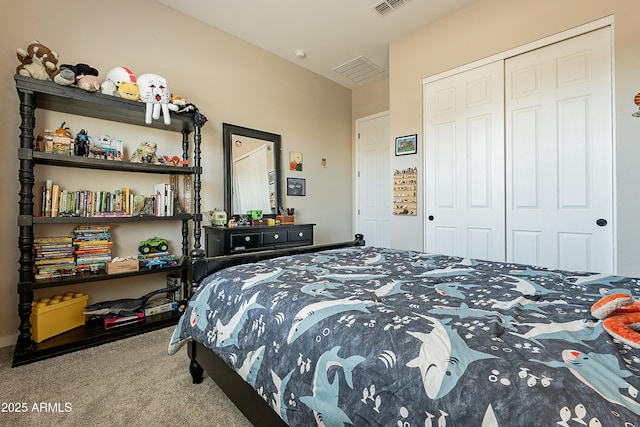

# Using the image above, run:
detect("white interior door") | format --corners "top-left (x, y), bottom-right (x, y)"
top-left (355, 112), bottom-right (391, 248)
top-left (505, 27), bottom-right (613, 273)
top-left (424, 61), bottom-right (506, 261)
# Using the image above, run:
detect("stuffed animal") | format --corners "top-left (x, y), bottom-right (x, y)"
top-left (591, 293), bottom-right (640, 348)
top-left (137, 73), bottom-right (171, 125)
top-left (53, 63), bottom-right (101, 92)
top-left (74, 63), bottom-right (100, 92)
top-left (118, 81), bottom-right (140, 101)
top-left (101, 66), bottom-right (136, 96)
top-left (168, 94), bottom-right (195, 113)
top-left (52, 64), bottom-right (76, 86)
top-left (16, 40), bottom-right (59, 80)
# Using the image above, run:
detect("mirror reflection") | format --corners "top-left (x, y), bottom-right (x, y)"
top-left (223, 123), bottom-right (282, 217)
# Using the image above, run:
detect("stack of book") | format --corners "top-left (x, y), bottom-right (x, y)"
top-left (73, 225), bottom-right (113, 273)
top-left (33, 236), bottom-right (76, 279)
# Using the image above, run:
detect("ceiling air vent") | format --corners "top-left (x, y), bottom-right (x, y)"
top-left (333, 56), bottom-right (384, 82)
top-left (372, 0), bottom-right (412, 17)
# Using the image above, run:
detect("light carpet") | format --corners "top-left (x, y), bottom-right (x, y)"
top-left (0, 327), bottom-right (252, 427)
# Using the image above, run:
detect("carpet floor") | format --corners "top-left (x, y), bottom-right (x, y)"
top-left (0, 327), bottom-right (252, 426)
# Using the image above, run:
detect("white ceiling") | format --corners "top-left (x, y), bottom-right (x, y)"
top-left (157, 0), bottom-right (476, 89)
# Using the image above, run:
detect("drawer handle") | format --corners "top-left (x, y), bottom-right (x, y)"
top-left (245, 236), bottom-right (251, 242)
top-left (274, 234), bottom-right (279, 239)
top-left (298, 232), bottom-right (304, 237)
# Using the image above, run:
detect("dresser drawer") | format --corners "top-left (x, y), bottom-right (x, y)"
top-left (230, 232), bottom-right (261, 250)
top-left (263, 230), bottom-right (287, 244)
top-left (288, 228), bottom-right (312, 242)
top-left (204, 224), bottom-right (315, 256)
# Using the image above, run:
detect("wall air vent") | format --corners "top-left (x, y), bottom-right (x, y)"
top-left (333, 56), bottom-right (384, 82)
top-left (372, 0), bottom-right (412, 17)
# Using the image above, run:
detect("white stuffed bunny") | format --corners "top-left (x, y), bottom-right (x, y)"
top-left (137, 73), bottom-right (171, 125)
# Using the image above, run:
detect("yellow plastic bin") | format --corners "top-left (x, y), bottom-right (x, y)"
top-left (30, 293), bottom-right (89, 343)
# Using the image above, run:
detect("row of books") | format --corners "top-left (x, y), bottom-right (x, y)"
top-left (39, 175), bottom-right (192, 218)
top-left (41, 181), bottom-right (135, 218)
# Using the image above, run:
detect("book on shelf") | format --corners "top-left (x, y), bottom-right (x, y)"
top-left (143, 297), bottom-right (177, 316)
top-left (43, 179), bottom-right (52, 217)
top-left (50, 184), bottom-right (60, 217)
top-left (153, 183), bottom-right (175, 216)
top-left (34, 236), bottom-right (73, 244)
top-left (170, 174), bottom-right (192, 214)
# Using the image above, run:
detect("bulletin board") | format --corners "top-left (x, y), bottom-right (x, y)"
top-left (393, 167), bottom-right (417, 216)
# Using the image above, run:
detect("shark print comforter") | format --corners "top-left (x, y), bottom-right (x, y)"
top-left (169, 246), bottom-right (640, 426)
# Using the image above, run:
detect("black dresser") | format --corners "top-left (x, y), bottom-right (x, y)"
top-left (204, 224), bottom-right (315, 256)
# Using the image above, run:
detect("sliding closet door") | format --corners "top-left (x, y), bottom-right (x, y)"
top-left (425, 61), bottom-right (505, 261)
top-left (505, 27), bottom-right (613, 273)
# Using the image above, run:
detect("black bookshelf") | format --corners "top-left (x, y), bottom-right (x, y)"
top-left (14, 74), bottom-right (206, 366)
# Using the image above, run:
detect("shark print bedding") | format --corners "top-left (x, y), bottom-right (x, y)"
top-left (168, 246), bottom-right (640, 426)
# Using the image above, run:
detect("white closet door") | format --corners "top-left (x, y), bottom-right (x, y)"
top-left (505, 27), bottom-right (613, 273)
top-left (425, 61), bottom-right (505, 261)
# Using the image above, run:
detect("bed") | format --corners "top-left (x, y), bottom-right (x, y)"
top-left (169, 236), bottom-right (640, 426)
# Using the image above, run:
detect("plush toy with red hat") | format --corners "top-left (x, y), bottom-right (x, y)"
top-left (591, 293), bottom-right (640, 348)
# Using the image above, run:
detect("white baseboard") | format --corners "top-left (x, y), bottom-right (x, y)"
top-left (0, 334), bottom-right (17, 349)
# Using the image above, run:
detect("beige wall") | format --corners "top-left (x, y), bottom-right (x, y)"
top-left (388, 0), bottom-right (640, 275)
top-left (352, 76), bottom-right (389, 120)
top-left (0, 0), bottom-right (352, 346)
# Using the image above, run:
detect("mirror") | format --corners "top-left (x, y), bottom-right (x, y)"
top-left (223, 123), bottom-right (282, 218)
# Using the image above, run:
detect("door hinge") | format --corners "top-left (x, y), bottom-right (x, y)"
top-left (358, 209), bottom-right (360, 215)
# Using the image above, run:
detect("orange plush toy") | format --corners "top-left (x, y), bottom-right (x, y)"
top-left (591, 293), bottom-right (640, 348)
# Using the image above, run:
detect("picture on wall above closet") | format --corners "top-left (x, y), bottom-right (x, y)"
top-left (394, 134), bottom-right (417, 156)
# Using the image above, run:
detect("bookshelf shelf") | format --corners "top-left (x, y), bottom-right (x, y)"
top-left (14, 74), bottom-right (207, 367)
top-left (30, 151), bottom-right (196, 174)
top-left (30, 262), bottom-right (186, 290)
top-left (32, 214), bottom-right (193, 225)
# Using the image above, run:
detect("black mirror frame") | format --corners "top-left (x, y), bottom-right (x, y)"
top-left (223, 123), bottom-right (282, 218)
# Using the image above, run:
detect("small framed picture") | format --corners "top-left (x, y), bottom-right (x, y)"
top-left (290, 151), bottom-right (303, 171)
top-left (287, 177), bottom-right (306, 196)
top-left (395, 134), bottom-right (417, 156)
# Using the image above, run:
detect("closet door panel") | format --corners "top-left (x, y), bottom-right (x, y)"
top-left (425, 61), bottom-right (505, 261)
top-left (505, 27), bottom-right (613, 273)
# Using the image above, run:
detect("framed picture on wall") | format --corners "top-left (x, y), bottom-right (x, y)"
top-left (395, 134), bottom-right (417, 156)
top-left (287, 177), bottom-right (306, 196)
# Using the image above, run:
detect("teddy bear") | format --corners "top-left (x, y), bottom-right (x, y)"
top-left (16, 40), bottom-right (59, 80)
top-left (591, 293), bottom-right (640, 348)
